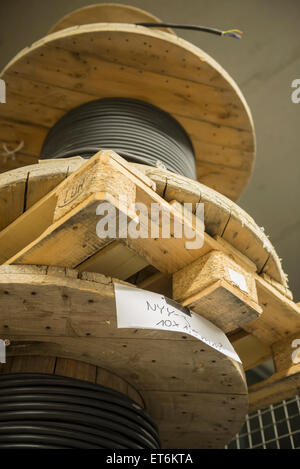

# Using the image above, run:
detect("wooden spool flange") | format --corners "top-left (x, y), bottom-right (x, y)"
top-left (0, 4), bottom-right (255, 201)
top-left (0, 265), bottom-right (248, 449)
top-left (48, 4), bottom-right (176, 35)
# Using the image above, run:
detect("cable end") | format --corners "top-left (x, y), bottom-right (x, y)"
top-left (222, 29), bottom-right (243, 39)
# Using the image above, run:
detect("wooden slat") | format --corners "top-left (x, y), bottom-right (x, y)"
top-left (244, 276), bottom-right (300, 345)
top-left (0, 152), bottom-right (212, 272)
top-left (77, 241), bottom-right (148, 280)
top-left (173, 250), bottom-right (261, 333)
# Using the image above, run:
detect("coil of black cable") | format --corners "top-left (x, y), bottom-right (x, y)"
top-left (0, 373), bottom-right (161, 449)
top-left (40, 97), bottom-right (196, 180)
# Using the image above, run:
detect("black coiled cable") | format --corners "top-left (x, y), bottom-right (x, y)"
top-left (40, 98), bottom-right (196, 180)
top-left (0, 373), bottom-right (161, 449)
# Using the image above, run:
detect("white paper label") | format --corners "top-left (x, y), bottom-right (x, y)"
top-left (228, 268), bottom-right (249, 293)
top-left (114, 283), bottom-right (241, 363)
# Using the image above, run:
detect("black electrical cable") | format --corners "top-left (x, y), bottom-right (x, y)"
top-left (0, 422), bottom-right (131, 449)
top-left (135, 23), bottom-right (243, 39)
top-left (0, 396), bottom-right (158, 443)
top-left (40, 98), bottom-right (197, 180)
top-left (0, 373), bottom-right (161, 449)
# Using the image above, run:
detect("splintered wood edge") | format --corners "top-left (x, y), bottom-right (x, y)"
top-left (0, 264), bottom-right (248, 449)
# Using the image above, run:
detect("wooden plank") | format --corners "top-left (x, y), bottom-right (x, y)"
top-left (173, 250), bottom-right (262, 333)
top-left (181, 280), bottom-right (262, 334)
top-left (244, 276), bottom-right (300, 345)
top-left (77, 240), bottom-right (148, 280)
top-left (0, 187), bottom-right (60, 263)
top-left (0, 151), bottom-right (138, 266)
top-left (173, 250), bottom-right (259, 303)
top-left (1, 151), bottom-right (212, 273)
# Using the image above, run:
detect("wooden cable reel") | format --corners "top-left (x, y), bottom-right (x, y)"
top-left (0, 3), bottom-right (299, 450)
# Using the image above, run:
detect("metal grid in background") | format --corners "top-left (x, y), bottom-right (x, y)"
top-left (226, 394), bottom-right (300, 449)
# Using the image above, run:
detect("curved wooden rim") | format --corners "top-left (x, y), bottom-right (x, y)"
top-left (48, 3), bottom-right (176, 35)
top-left (135, 164), bottom-right (287, 287)
top-left (0, 23), bottom-right (255, 201)
top-left (0, 264), bottom-right (248, 448)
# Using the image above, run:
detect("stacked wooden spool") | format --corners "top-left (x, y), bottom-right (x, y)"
top-left (0, 3), bottom-right (299, 449)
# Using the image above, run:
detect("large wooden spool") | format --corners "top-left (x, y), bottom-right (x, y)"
top-left (0, 4), bottom-right (255, 201)
top-left (0, 265), bottom-right (247, 449)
